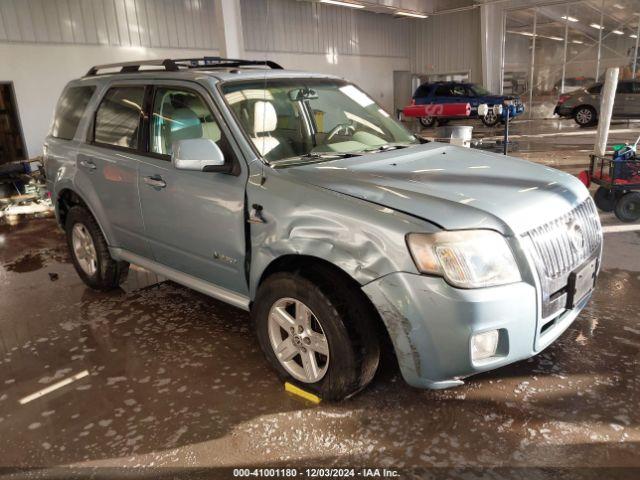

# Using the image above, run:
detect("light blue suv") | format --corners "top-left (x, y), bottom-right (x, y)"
top-left (45, 58), bottom-right (603, 400)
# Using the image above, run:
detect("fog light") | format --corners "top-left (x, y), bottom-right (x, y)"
top-left (471, 330), bottom-right (499, 361)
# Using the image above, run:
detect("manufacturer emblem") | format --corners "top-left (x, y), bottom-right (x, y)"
top-left (567, 219), bottom-right (585, 253)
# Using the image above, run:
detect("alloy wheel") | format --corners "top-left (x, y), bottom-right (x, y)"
top-left (72, 223), bottom-right (98, 276)
top-left (576, 108), bottom-right (593, 125)
top-left (267, 297), bottom-right (330, 383)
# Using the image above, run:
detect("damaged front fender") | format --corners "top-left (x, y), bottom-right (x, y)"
top-left (246, 164), bottom-right (436, 299)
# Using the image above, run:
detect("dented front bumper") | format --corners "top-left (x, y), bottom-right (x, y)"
top-left (362, 272), bottom-right (579, 389)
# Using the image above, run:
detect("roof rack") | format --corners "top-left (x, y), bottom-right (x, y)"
top-left (85, 57), bottom-right (283, 76)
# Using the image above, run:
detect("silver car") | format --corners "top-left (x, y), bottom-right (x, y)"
top-left (555, 80), bottom-right (640, 126)
top-left (45, 58), bottom-right (603, 400)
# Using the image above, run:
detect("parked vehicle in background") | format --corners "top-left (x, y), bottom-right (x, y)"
top-left (45, 58), bottom-right (601, 400)
top-left (412, 81), bottom-right (525, 128)
top-left (552, 77), bottom-right (595, 94)
top-left (554, 80), bottom-right (640, 127)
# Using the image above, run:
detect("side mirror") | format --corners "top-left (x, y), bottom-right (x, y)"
top-left (172, 138), bottom-right (229, 173)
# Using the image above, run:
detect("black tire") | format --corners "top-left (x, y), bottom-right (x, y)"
top-left (574, 105), bottom-right (597, 127)
top-left (594, 187), bottom-right (618, 212)
top-left (481, 108), bottom-right (500, 127)
top-left (252, 269), bottom-right (380, 401)
top-left (65, 206), bottom-right (129, 290)
top-left (614, 192), bottom-right (640, 223)
top-left (437, 118), bottom-right (450, 126)
top-left (419, 116), bottom-right (436, 128)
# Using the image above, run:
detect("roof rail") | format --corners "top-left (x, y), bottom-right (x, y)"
top-left (85, 57), bottom-right (283, 76)
top-left (172, 56), bottom-right (284, 70)
top-left (85, 59), bottom-right (180, 76)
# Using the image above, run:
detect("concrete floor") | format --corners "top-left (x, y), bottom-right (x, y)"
top-left (1, 119), bottom-right (639, 479)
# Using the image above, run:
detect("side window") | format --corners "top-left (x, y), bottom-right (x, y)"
top-left (450, 85), bottom-right (466, 97)
top-left (51, 86), bottom-right (96, 140)
top-left (616, 82), bottom-right (633, 94)
top-left (150, 88), bottom-right (226, 156)
top-left (434, 85), bottom-right (451, 96)
top-left (94, 87), bottom-right (145, 149)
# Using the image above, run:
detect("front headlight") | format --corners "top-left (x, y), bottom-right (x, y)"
top-left (406, 230), bottom-right (521, 289)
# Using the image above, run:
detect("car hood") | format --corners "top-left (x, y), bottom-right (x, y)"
top-left (280, 143), bottom-right (589, 235)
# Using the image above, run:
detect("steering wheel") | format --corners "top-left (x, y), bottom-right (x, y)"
top-left (326, 122), bottom-right (356, 141)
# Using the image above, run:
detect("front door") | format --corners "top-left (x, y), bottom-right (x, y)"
top-left (613, 81), bottom-right (633, 117)
top-left (137, 83), bottom-right (248, 296)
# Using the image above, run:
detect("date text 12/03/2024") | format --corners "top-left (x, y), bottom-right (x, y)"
top-left (232, 468), bottom-right (400, 477)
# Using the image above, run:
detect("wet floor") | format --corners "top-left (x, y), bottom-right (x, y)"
top-left (1, 131), bottom-right (640, 478)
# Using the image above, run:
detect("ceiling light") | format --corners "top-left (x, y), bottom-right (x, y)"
top-left (613, 3), bottom-right (624, 9)
top-left (590, 23), bottom-right (604, 30)
top-left (572, 39), bottom-right (584, 44)
top-left (561, 15), bottom-right (579, 22)
top-left (395, 10), bottom-right (428, 19)
top-left (631, 34), bottom-right (638, 39)
top-left (320, 0), bottom-right (364, 8)
top-left (613, 29), bottom-right (624, 35)
top-left (549, 36), bottom-right (563, 41)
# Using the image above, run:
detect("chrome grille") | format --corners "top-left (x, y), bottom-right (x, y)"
top-left (526, 198), bottom-right (602, 280)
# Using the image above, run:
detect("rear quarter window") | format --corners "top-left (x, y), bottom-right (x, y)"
top-left (587, 84), bottom-right (602, 94)
top-left (51, 86), bottom-right (96, 140)
top-left (413, 85), bottom-right (431, 98)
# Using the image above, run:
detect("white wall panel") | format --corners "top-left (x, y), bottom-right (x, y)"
top-left (411, 8), bottom-right (482, 82)
top-left (241, 0), bottom-right (411, 58)
top-left (0, 0), bottom-right (219, 49)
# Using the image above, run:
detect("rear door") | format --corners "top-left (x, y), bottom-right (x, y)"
top-left (137, 81), bottom-right (248, 297)
top-left (79, 84), bottom-right (151, 258)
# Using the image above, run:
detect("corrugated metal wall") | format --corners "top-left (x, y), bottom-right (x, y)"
top-left (411, 8), bottom-right (481, 81)
top-left (241, 0), bottom-right (410, 58)
top-left (0, 0), bottom-right (218, 49)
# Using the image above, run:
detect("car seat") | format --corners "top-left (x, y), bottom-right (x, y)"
top-left (251, 101), bottom-right (281, 156)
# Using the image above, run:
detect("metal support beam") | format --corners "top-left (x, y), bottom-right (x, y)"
top-left (214, 0), bottom-right (245, 59)
top-left (500, 10), bottom-right (507, 95)
top-left (595, 0), bottom-right (604, 81)
top-left (560, 4), bottom-right (569, 94)
top-left (528, 10), bottom-right (537, 119)
top-left (633, 21), bottom-right (640, 80)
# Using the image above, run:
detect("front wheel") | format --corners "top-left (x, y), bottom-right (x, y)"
top-left (253, 271), bottom-right (380, 400)
top-left (615, 192), bottom-right (640, 222)
top-left (481, 108), bottom-right (500, 127)
top-left (65, 206), bottom-right (129, 290)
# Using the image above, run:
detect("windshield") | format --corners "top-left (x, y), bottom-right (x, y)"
top-left (221, 79), bottom-right (417, 164)
top-left (470, 84), bottom-right (492, 96)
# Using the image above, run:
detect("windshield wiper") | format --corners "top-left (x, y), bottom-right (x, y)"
top-left (272, 151), bottom-right (361, 168)
top-left (362, 144), bottom-right (411, 153)
top-left (299, 152), bottom-right (361, 160)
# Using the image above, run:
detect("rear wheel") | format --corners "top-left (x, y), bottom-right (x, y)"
top-left (614, 192), bottom-right (640, 223)
top-left (574, 106), bottom-right (597, 127)
top-left (419, 116), bottom-right (436, 128)
top-left (65, 206), bottom-right (129, 290)
top-left (594, 187), bottom-right (618, 212)
top-left (253, 270), bottom-right (380, 400)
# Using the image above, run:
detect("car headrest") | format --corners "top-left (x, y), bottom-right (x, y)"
top-left (168, 107), bottom-right (203, 143)
top-left (253, 101), bottom-right (277, 135)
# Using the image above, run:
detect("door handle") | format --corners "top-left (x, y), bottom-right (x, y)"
top-left (143, 175), bottom-right (166, 189)
top-left (78, 158), bottom-right (96, 170)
